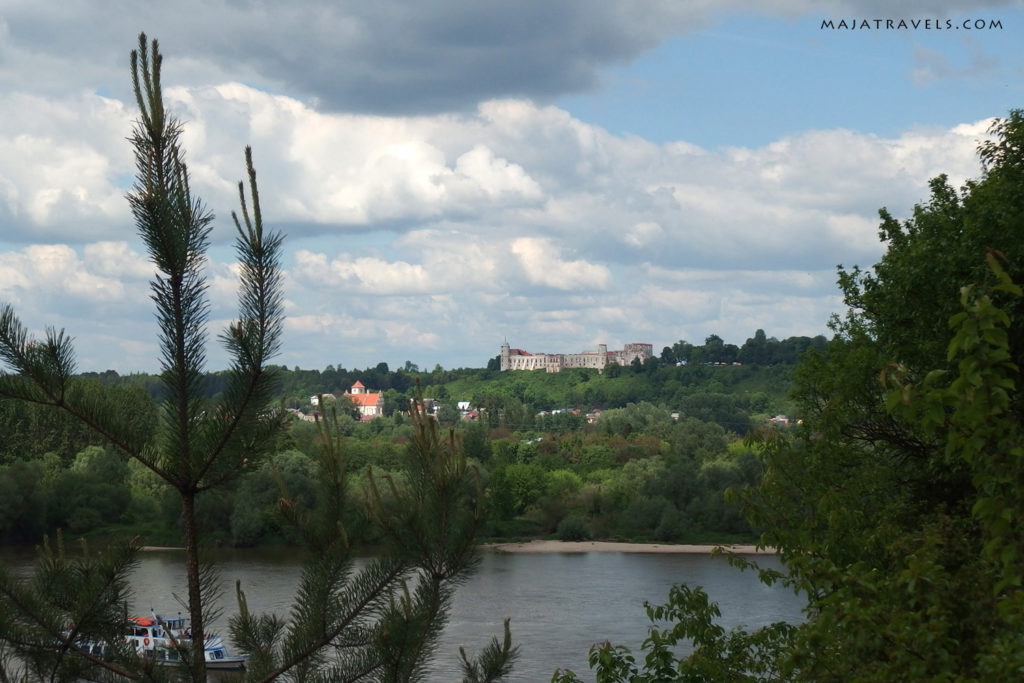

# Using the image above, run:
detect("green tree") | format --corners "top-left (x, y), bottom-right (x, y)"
top-left (754, 113), bottom-right (1024, 679)
top-left (500, 463), bottom-right (548, 515)
top-left (230, 450), bottom-right (318, 546)
top-left (738, 329), bottom-right (769, 365)
top-left (552, 584), bottom-right (793, 683)
top-left (228, 398), bottom-right (518, 681)
top-left (0, 460), bottom-right (48, 542)
top-left (436, 401), bottom-right (462, 427)
top-left (0, 536), bottom-right (144, 683)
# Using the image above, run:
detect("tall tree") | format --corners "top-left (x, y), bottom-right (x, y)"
top-left (0, 33), bottom-right (285, 679)
top-left (750, 112), bottom-right (1024, 680)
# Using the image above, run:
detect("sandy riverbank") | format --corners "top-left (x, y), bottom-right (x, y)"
top-left (483, 540), bottom-right (774, 554)
top-left (140, 542), bottom-right (775, 554)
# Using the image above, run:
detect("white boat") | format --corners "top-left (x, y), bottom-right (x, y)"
top-left (121, 614), bottom-right (248, 670)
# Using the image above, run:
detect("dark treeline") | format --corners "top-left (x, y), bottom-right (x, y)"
top-left (0, 329), bottom-right (820, 546)
top-left (76, 329), bottom-right (825, 408)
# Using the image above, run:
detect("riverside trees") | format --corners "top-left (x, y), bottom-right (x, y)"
top-left (0, 34), bottom-right (512, 682)
top-left (746, 110), bottom-right (1024, 681)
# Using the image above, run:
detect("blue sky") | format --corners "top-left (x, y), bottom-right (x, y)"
top-left (562, 11), bottom-right (1023, 148)
top-left (0, 1), bottom-right (1021, 375)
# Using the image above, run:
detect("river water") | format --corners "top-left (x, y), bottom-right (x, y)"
top-left (1, 545), bottom-right (804, 681)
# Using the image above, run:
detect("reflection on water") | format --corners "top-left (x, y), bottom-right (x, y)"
top-left (435, 551), bottom-right (802, 681)
top-left (0, 545), bottom-right (804, 681)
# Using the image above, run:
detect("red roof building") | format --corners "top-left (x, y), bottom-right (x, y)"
top-left (344, 382), bottom-right (384, 420)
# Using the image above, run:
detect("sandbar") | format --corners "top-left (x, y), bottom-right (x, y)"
top-left (483, 540), bottom-right (775, 554)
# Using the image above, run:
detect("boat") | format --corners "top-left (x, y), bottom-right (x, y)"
top-left (117, 614), bottom-right (248, 670)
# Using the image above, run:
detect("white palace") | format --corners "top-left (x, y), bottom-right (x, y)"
top-left (500, 341), bottom-right (654, 373)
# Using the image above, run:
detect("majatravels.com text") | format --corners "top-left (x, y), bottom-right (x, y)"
top-left (821, 18), bottom-right (1003, 30)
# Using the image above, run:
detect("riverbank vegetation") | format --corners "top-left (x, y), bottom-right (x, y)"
top-left (0, 336), bottom-right (820, 549)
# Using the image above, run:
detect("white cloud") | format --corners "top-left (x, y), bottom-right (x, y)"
top-left (0, 98), bottom-right (131, 240)
top-left (0, 0), bottom-right (1011, 373)
top-left (453, 144), bottom-right (543, 201)
top-left (623, 221), bottom-right (663, 247)
top-left (82, 242), bottom-right (154, 279)
top-left (0, 78), bottom-right (989, 270)
top-left (0, 244), bottom-right (130, 304)
top-left (510, 237), bottom-right (611, 290)
top-left (0, 94), bottom-right (991, 371)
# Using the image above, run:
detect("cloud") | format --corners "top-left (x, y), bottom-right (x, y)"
top-left (4, 0), bottom-right (1005, 119)
top-left (0, 93), bottom-right (132, 242)
top-left (0, 1), bottom-right (711, 115)
top-left (81, 242), bottom-right (154, 279)
top-left (0, 88), bottom-right (992, 371)
top-left (510, 237), bottom-right (612, 291)
top-left (0, 0), bottom-right (1013, 374)
top-left (910, 40), bottom-right (1002, 85)
top-left (0, 244), bottom-right (133, 305)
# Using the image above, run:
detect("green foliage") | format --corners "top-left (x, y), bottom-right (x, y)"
top-left (556, 514), bottom-right (590, 541)
top-left (545, 469), bottom-right (583, 499)
top-left (0, 535), bottom-right (145, 683)
top-left (739, 112), bottom-right (1024, 681)
top-left (459, 618), bottom-right (519, 683)
top-left (501, 463), bottom-right (548, 515)
top-left (228, 396), bottom-right (518, 681)
top-left (0, 460), bottom-right (48, 542)
top-left (0, 33), bottom-right (287, 679)
top-left (229, 450), bottom-right (319, 545)
top-left (551, 584), bottom-right (794, 683)
top-left (0, 394), bottom-right (114, 465)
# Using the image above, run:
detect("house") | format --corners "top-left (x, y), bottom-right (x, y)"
top-left (287, 408), bottom-right (317, 423)
top-left (344, 381), bottom-right (384, 421)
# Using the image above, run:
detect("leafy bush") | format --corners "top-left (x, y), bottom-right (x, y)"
top-left (556, 513), bottom-right (589, 541)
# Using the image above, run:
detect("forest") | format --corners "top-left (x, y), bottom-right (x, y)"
top-left (0, 330), bottom-right (822, 547)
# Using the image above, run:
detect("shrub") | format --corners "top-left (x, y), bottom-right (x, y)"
top-left (557, 514), bottom-right (590, 541)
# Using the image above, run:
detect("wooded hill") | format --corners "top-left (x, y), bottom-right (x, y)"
top-left (0, 330), bottom-right (824, 547)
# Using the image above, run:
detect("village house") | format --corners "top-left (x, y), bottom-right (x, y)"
top-left (309, 392), bottom-right (336, 407)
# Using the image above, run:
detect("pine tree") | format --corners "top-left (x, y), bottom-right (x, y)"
top-left (228, 396), bottom-right (518, 682)
top-left (0, 32), bottom-right (286, 680)
top-left (0, 33), bottom-right (515, 682)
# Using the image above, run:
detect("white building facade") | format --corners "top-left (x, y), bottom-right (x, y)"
top-left (500, 341), bottom-right (653, 373)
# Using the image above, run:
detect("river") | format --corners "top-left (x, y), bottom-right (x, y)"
top-left (1, 545), bottom-right (804, 681)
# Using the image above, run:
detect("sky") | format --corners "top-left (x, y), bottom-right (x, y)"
top-left (1, 0), bottom-right (1022, 374)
